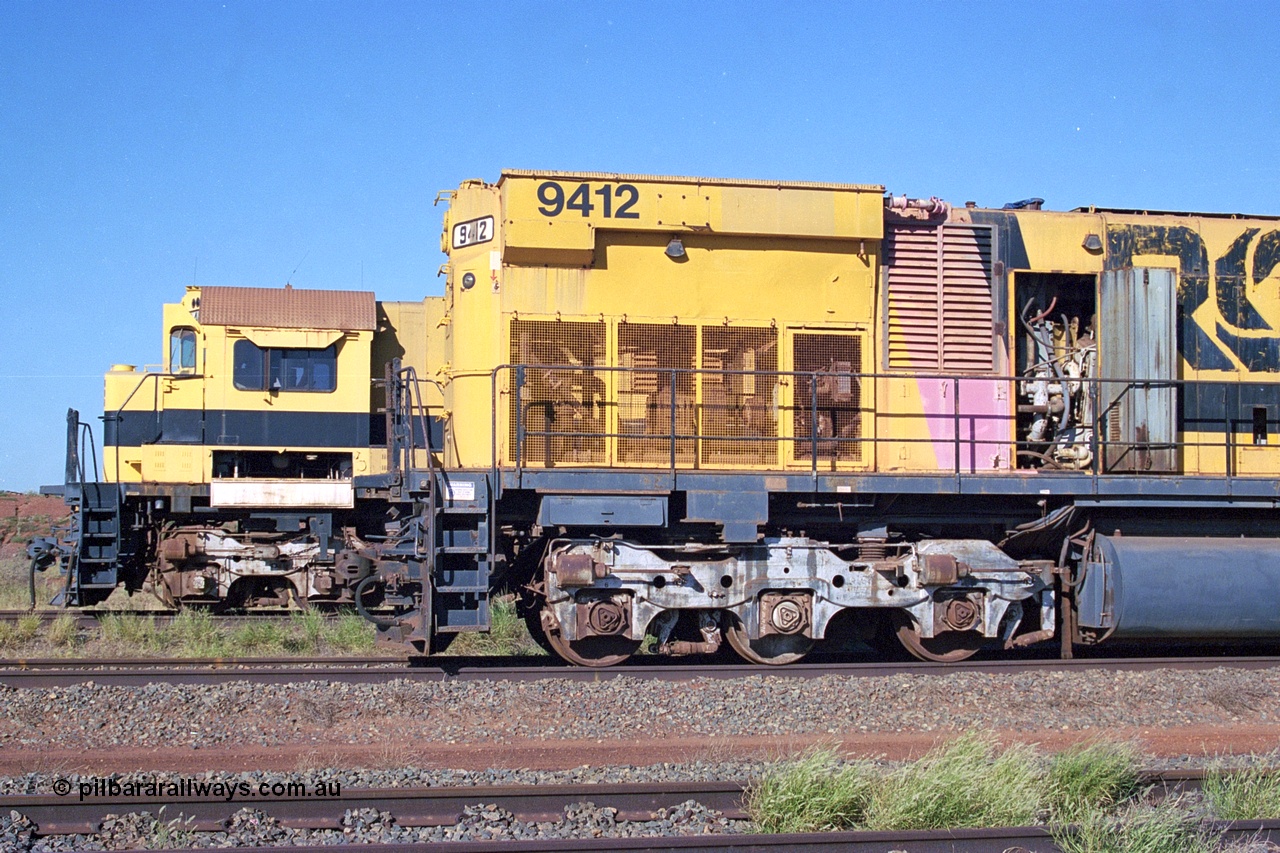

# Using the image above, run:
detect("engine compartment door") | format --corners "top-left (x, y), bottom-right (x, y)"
top-left (1099, 267), bottom-right (1177, 472)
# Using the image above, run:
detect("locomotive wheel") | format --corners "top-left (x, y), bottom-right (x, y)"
top-left (519, 598), bottom-right (558, 656)
top-left (542, 608), bottom-right (639, 667)
top-left (544, 630), bottom-right (639, 667)
top-left (893, 612), bottom-right (986, 663)
top-left (725, 616), bottom-right (813, 666)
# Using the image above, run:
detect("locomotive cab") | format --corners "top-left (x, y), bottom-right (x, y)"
top-left (89, 285), bottom-right (380, 608)
top-left (105, 285), bottom-right (377, 493)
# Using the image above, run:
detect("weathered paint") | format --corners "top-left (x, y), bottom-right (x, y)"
top-left (208, 479), bottom-right (354, 509)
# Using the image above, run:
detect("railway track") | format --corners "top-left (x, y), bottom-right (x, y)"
top-left (6, 773), bottom-right (1277, 852)
top-left (0, 608), bottom-right (378, 628)
top-left (126, 831), bottom-right (1280, 853)
top-left (0, 652), bottom-right (1277, 687)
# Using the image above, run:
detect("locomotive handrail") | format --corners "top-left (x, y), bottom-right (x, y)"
top-left (64, 409), bottom-right (101, 494)
top-left (491, 363), bottom-right (1253, 488)
top-left (381, 360), bottom-right (443, 501)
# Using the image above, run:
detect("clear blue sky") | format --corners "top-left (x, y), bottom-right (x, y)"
top-left (2, 1), bottom-right (1278, 490)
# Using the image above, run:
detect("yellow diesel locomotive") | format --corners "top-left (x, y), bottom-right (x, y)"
top-left (43, 170), bottom-right (1280, 665)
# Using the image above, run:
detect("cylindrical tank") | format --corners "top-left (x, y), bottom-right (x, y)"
top-left (1078, 535), bottom-right (1280, 638)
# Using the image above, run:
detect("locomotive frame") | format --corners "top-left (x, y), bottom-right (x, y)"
top-left (38, 170), bottom-right (1280, 666)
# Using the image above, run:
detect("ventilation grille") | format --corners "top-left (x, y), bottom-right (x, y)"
top-left (885, 224), bottom-right (994, 373)
top-left (700, 326), bottom-right (779, 465)
top-left (509, 319), bottom-right (607, 465)
top-left (617, 322), bottom-right (696, 464)
top-left (792, 333), bottom-right (864, 461)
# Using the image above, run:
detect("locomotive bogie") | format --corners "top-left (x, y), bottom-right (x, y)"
top-left (150, 526), bottom-right (354, 609)
top-left (540, 536), bottom-right (1051, 662)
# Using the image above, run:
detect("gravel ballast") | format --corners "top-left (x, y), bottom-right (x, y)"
top-left (1, 666), bottom-right (1278, 847)
top-left (0, 666), bottom-right (1275, 752)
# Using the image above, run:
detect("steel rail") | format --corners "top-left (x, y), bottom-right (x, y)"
top-left (0, 609), bottom-right (382, 629)
top-left (147, 824), bottom-right (1280, 850)
top-left (7, 773), bottom-right (1275, 852)
top-left (0, 653), bottom-right (1278, 688)
top-left (5, 780), bottom-right (747, 835)
top-left (142, 824), bottom-right (1278, 853)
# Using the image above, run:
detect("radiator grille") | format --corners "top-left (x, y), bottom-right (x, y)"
top-left (792, 333), bottom-right (864, 461)
top-left (700, 326), bottom-right (779, 465)
top-left (617, 322), bottom-right (696, 465)
top-left (885, 223), bottom-right (994, 373)
top-left (509, 319), bottom-right (607, 465)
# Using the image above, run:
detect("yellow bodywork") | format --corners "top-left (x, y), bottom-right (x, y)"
top-left (105, 288), bottom-right (376, 484)
top-left (440, 172), bottom-right (884, 471)
top-left (102, 171), bottom-right (1280, 486)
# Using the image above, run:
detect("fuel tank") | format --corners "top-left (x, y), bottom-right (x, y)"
top-left (1077, 535), bottom-right (1280, 638)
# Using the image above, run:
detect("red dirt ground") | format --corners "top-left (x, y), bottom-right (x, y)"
top-left (3, 724), bottom-right (1278, 776)
top-left (0, 491), bottom-right (69, 558)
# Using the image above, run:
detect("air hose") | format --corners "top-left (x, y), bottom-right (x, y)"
top-left (354, 574), bottom-right (400, 629)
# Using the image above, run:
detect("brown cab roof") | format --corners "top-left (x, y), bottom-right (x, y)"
top-left (198, 286), bottom-right (377, 331)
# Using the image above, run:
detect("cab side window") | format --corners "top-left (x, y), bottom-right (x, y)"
top-left (169, 328), bottom-right (197, 372)
top-left (233, 340), bottom-right (336, 393)
top-left (273, 347), bottom-right (337, 392)
top-left (233, 340), bottom-right (266, 390)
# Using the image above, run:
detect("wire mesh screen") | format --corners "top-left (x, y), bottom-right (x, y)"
top-left (509, 319), bottom-right (608, 465)
top-left (791, 333), bottom-right (864, 461)
top-left (617, 322), bottom-right (696, 465)
top-left (699, 326), bottom-right (779, 466)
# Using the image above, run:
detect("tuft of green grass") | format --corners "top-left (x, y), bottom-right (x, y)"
top-left (1053, 799), bottom-right (1218, 853)
top-left (166, 610), bottom-right (228, 657)
top-left (862, 733), bottom-right (1043, 831)
top-left (229, 621), bottom-right (288, 655)
top-left (291, 608), bottom-right (327, 654)
top-left (99, 614), bottom-right (159, 649)
top-left (749, 734), bottom-right (1154, 837)
top-left (1204, 765), bottom-right (1280, 821)
top-left (0, 607), bottom-right (45, 650)
top-left (746, 748), bottom-right (875, 833)
top-left (46, 614), bottom-right (78, 648)
top-left (149, 807), bottom-right (198, 849)
top-left (323, 611), bottom-right (375, 653)
top-left (1047, 740), bottom-right (1141, 822)
top-left (0, 621), bottom-right (20, 650)
top-left (441, 596), bottom-right (547, 656)
top-left (14, 613), bottom-right (40, 643)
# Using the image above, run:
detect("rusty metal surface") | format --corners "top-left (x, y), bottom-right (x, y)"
top-left (8, 781), bottom-right (746, 835)
top-left (0, 610), bottom-right (387, 630)
top-left (142, 822), bottom-right (1280, 853)
top-left (1, 652), bottom-right (1279, 688)
top-left (198, 286), bottom-right (376, 331)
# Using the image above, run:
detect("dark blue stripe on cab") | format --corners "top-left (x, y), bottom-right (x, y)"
top-left (105, 409), bottom-right (371, 448)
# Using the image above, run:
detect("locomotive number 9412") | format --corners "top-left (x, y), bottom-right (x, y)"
top-left (537, 181), bottom-right (640, 219)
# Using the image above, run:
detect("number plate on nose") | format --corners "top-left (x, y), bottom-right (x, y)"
top-left (452, 216), bottom-right (494, 249)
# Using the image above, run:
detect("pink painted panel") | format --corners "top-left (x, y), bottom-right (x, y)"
top-left (914, 378), bottom-right (1013, 472)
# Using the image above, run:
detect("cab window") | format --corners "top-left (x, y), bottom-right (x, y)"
top-left (169, 328), bottom-right (197, 372)
top-left (233, 340), bottom-right (266, 390)
top-left (234, 340), bottom-right (336, 392)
